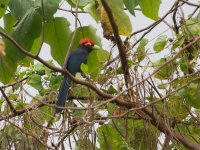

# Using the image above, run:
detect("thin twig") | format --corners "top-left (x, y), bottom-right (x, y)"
top-left (36, 0), bottom-right (45, 56)
top-left (0, 87), bottom-right (17, 114)
top-left (63, 0), bottom-right (80, 69)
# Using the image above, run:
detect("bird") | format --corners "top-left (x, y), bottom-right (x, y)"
top-left (55, 38), bottom-right (95, 113)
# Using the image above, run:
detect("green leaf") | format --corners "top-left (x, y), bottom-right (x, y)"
top-left (97, 124), bottom-right (129, 149)
top-left (27, 74), bottom-right (44, 93)
top-left (33, 63), bottom-right (45, 74)
top-left (87, 50), bottom-right (101, 75)
top-left (38, 105), bottom-right (54, 121)
top-left (82, 49), bottom-right (107, 78)
top-left (123, 0), bottom-right (140, 16)
top-left (100, 0), bottom-right (132, 36)
top-left (185, 19), bottom-right (200, 35)
top-left (0, 56), bottom-right (16, 84)
top-left (3, 13), bottom-right (16, 34)
top-left (0, 8), bottom-right (42, 83)
top-left (49, 74), bottom-right (62, 90)
top-left (15, 100), bottom-right (26, 110)
top-left (31, 35), bottom-right (42, 54)
top-left (0, 0), bottom-right (8, 18)
top-left (35, 0), bottom-right (61, 20)
top-left (179, 55), bottom-right (193, 74)
top-left (66, 0), bottom-right (91, 8)
top-left (171, 37), bottom-right (185, 50)
top-left (154, 57), bottom-right (177, 80)
top-left (84, 1), bottom-right (100, 22)
top-left (167, 95), bottom-right (189, 119)
top-left (97, 49), bottom-right (109, 62)
top-left (67, 25), bottom-right (102, 51)
top-left (44, 17), bottom-right (71, 66)
top-left (81, 63), bottom-right (88, 73)
top-left (107, 85), bottom-right (117, 94)
top-left (11, 7), bottom-right (42, 61)
top-left (139, 0), bottom-right (161, 20)
top-left (153, 35), bottom-right (168, 52)
top-left (72, 85), bottom-right (96, 99)
top-left (135, 38), bottom-right (148, 62)
top-left (183, 83), bottom-right (200, 109)
top-left (8, 0), bottom-right (34, 19)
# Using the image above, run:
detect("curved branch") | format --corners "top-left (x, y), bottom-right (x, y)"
top-left (100, 0), bottom-right (132, 89)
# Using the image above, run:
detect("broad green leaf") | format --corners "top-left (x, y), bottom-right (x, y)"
top-left (0, 0), bottom-right (8, 18)
top-left (84, 49), bottom-right (108, 78)
top-left (0, 55), bottom-right (16, 84)
top-left (84, 1), bottom-right (100, 22)
top-left (154, 57), bottom-right (177, 80)
top-left (44, 17), bottom-right (71, 65)
top-left (35, 0), bottom-right (61, 20)
top-left (139, 0), bottom-right (161, 20)
top-left (123, 0), bottom-right (140, 16)
top-left (30, 35), bottom-right (42, 54)
top-left (3, 13), bottom-right (16, 34)
top-left (185, 19), bottom-right (200, 35)
top-left (153, 35), bottom-right (168, 52)
top-left (10, 7), bottom-right (42, 61)
top-left (27, 74), bottom-right (44, 93)
top-left (0, 8), bottom-right (42, 83)
top-left (67, 25), bottom-right (102, 51)
top-left (8, 0), bottom-right (34, 19)
top-left (135, 38), bottom-right (148, 62)
top-left (81, 49), bottom-right (107, 78)
top-left (87, 50), bottom-right (101, 74)
top-left (100, 0), bottom-right (132, 36)
top-left (97, 124), bottom-right (129, 149)
top-left (80, 63), bottom-right (88, 73)
top-left (97, 49), bottom-right (109, 62)
top-left (183, 83), bottom-right (200, 109)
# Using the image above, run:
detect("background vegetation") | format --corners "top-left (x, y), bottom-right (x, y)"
top-left (0, 0), bottom-right (200, 149)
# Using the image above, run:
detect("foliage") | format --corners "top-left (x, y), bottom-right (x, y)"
top-left (0, 0), bottom-right (200, 149)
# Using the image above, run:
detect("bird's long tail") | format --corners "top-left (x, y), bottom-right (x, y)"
top-left (55, 76), bottom-right (71, 113)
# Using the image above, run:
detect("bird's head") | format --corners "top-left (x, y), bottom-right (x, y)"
top-left (80, 38), bottom-right (94, 49)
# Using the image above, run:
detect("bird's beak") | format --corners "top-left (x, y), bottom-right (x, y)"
top-left (93, 45), bottom-right (100, 49)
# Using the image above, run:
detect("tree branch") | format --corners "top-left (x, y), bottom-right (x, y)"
top-left (0, 87), bottom-right (17, 114)
top-left (100, 0), bottom-right (134, 102)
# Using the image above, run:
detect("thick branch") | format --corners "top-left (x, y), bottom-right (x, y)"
top-left (100, 0), bottom-right (132, 89)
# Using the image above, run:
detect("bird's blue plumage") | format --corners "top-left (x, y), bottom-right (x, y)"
top-left (55, 44), bottom-right (92, 113)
